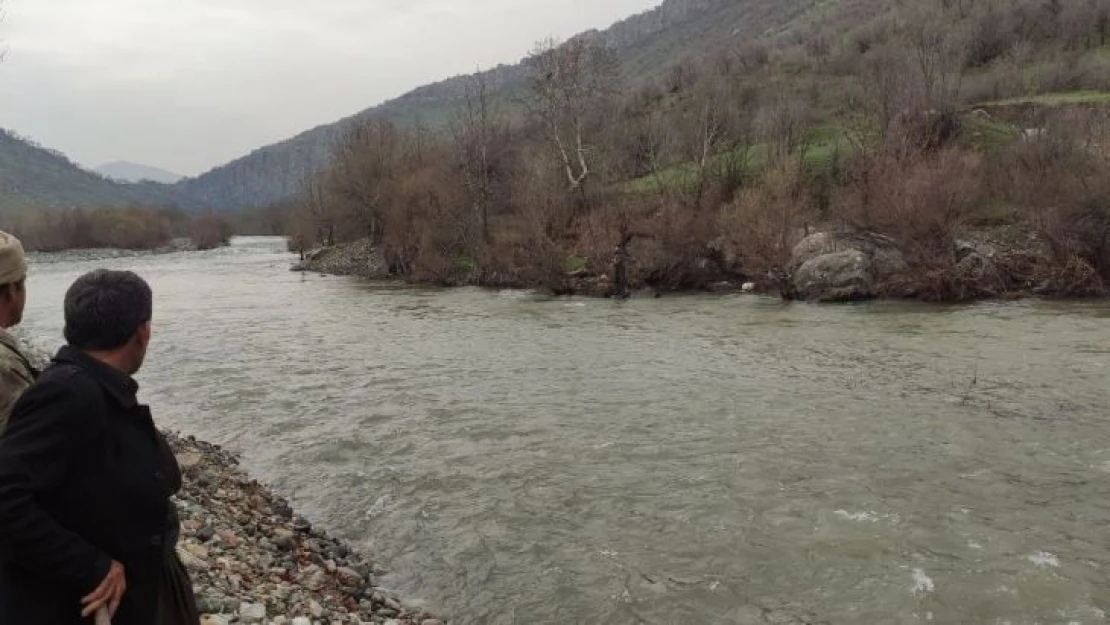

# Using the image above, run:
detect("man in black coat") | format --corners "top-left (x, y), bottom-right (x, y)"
top-left (0, 269), bottom-right (196, 624)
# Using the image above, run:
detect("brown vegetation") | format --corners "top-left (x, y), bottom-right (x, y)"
top-left (288, 0), bottom-right (1110, 300)
top-left (190, 212), bottom-right (235, 251)
top-left (1, 207), bottom-right (235, 253)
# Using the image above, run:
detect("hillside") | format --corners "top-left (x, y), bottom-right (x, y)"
top-left (283, 0), bottom-right (1110, 302)
top-left (96, 161), bottom-right (183, 184)
top-left (0, 130), bottom-right (193, 212)
top-left (177, 0), bottom-right (822, 209)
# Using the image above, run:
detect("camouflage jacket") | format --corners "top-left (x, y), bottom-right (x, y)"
top-left (0, 329), bottom-right (37, 430)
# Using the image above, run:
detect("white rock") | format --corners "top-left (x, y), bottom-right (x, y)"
top-left (309, 600), bottom-right (324, 618)
top-left (291, 619), bottom-right (311, 625)
top-left (183, 542), bottom-right (210, 561)
top-left (200, 616), bottom-right (230, 625)
top-left (177, 451), bottom-right (203, 469)
top-left (177, 546), bottom-right (207, 570)
top-left (239, 602), bottom-right (267, 623)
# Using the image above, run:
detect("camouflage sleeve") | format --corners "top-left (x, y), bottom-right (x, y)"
top-left (0, 364), bottom-right (33, 431)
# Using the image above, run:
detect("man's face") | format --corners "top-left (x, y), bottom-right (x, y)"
top-left (1, 279), bottom-right (26, 327)
top-left (13, 280), bottom-right (26, 326)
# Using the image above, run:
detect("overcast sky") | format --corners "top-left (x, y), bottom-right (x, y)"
top-left (0, 0), bottom-right (661, 176)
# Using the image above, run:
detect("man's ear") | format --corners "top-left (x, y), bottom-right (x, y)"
top-left (132, 321), bottom-right (151, 349)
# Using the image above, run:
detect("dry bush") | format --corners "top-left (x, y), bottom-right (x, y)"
top-left (4, 207), bottom-right (174, 251)
top-left (722, 161), bottom-right (810, 290)
top-left (635, 201), bottom-right (733, 291)
top-left (478, 214), bottom-right (570, 292)
top-left (191, 212), bottom-right (233, 250)
top-left (991, 109), bottom-right (1110, 292)
top-left (832, 148), bottom-right (988, 299)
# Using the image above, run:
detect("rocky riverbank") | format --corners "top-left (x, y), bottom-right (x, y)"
top-left (291, 240), bottom-right (391, 280)
top-left (167, 432), bottom-right (440, 625)
top-left (290, 238), bottom-right (742, 298)
top-left (289, 224), bottom-right (1104, 303)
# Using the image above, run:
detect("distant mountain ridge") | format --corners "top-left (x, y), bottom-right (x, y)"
top-left (0, 129), bottom-right (193, 212)
top-left (96, 161), bottom-right (183, 184)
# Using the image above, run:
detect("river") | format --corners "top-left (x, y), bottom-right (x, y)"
top-left (18, 236), bottom-right (1110, 624)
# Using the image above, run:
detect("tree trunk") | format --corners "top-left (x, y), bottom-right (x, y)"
top-left (612, 230), bottom-right (633, 299)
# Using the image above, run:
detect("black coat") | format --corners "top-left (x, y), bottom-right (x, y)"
top-left (0, 346), bottom-right (182, 625)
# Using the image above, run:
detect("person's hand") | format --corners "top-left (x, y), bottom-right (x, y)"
top-left (81, 560), bottom-right (126, 619)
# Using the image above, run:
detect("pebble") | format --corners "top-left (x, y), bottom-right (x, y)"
top-left (337, 566), bottom-right (364, 586)
top-left (239, 602), bottom-right (266, 623)
top-left (217, 529), bottom-right (240, 548)
top-left (273, 528), bottom-right (297, 551)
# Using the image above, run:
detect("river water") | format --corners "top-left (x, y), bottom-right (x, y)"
top-left (18, 237), bottom-right (1110, 624)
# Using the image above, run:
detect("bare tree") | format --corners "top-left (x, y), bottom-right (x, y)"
top-left (759, 90), bottom-right (810, 164)
top-left (906, 3), bottom-right (965, 115)
top-left (852, 43), bottom-right (910, 148)
top-left (300, 172), bottom-right (335, 247)
top-left (450, 70), bottom-right (509, 243)
top-left (326, 120), bottom-right (402, 242)
top-left (525, 37), bottom-right (621, 208)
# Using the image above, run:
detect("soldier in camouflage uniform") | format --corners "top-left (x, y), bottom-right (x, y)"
top-left (0, 232), bottom-right (35, 429)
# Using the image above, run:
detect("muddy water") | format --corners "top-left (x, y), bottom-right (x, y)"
top-left (20, 237), bottom-right (1110, 624)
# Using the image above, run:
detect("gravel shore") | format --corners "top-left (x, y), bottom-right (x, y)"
top-left (291, 239), bottom-right (389, 279)
top-left (166, 433), bottom-right (441, 625)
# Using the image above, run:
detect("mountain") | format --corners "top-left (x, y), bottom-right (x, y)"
top-left (95, 161), bottom-right (184, 184)
top-left (0, 130), bottom-right (193, 212)
top-left (178, 0), bottom-right (822, 209)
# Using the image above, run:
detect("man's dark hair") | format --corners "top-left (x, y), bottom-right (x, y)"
top-left (64, 270), bottom-right (153, 350)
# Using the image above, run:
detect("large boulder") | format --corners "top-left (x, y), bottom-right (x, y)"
top-left (793, 250), bottom-right (874, 302)
top-left (790, 231), bottom-right (911, 302)
top-left (792, 232), bottom-right (854, 266)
